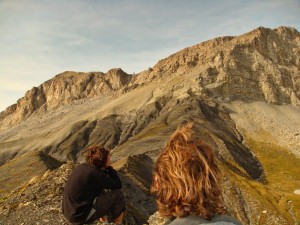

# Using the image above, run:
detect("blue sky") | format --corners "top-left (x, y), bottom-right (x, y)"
top-left (1, 0), bottom-right (300, 111)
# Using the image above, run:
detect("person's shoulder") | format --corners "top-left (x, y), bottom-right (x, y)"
top-left (210, 214), bottom-right (242, 225)
top-left (164, 215), bottom-right (242, 225)
top-left (72, 163), bottom-right (95, 173)
top-left (74, 163), bottom-right (89, 169)
top-left (77, 163), bottom-right (104, 174)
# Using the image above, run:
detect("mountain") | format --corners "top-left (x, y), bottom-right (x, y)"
top-left (0, 26), bottom-right (300, 224)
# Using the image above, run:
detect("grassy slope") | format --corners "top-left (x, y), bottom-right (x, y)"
top-left (228, 129), bottom-right (300, 224)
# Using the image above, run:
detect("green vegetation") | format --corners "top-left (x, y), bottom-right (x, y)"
top-left (224, 129), bottom-right (300, 224)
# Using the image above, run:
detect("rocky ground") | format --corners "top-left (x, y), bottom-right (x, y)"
top-left (0, 163), bottom-right (139, 225)
top-left (226, 101), bottom-right (300, 157)
top-left (0, 163), bottom-right (74, 225)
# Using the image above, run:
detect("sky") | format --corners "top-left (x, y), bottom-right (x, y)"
top-left (0, 0), bottom-right (300, 111)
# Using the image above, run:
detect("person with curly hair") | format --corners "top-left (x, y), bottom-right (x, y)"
top-left (151, 123), bottom-right (242, 225)
top-left (63, 145), bottom-right (125, 225)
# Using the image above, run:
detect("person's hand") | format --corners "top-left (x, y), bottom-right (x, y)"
top-left (103, 154), bottom-right (111, 169)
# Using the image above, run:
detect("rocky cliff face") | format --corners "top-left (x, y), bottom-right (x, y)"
top-left (145, 26), bottom-right (300, 105)
top-left (0, 26), bottom-right (300, 225)
top-left (0, 68), bottom-right (132, 127)
top-left (1, 26), bottom-right (300, 129)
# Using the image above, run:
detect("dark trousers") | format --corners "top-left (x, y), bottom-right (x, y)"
top-left (85, 189), bottom-right (126, 223)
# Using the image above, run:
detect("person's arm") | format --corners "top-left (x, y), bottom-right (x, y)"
top-left (100, 166), bottom-right (122, 189)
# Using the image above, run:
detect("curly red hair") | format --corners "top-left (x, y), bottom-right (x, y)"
top-left (151, 123), bottom-right (226, 219)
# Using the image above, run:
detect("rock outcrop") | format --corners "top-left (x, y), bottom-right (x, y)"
top-left (0, 68), bottom-right (132, 127)
top-left (145, 26), bottom-right (300, 105)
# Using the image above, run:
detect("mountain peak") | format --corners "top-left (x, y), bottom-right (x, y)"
top-left (275, 26), bottom-right (300, 35)
top-left (107, 68), bottom-right (127, 76)
top-left (1, 26), bottom-right (299, 128)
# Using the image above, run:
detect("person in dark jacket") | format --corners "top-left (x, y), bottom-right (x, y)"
top-left (151, 123), bottom-right (242, 225)
top-left (62, 145), bottom-right (125, 225)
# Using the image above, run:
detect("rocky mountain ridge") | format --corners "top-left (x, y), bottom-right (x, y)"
top-left (0, 26), bottom-right (300, 225)
top-left (0, 68), bottom-right (132, 126)
top-left (1, 26), bottom-right (299, 129)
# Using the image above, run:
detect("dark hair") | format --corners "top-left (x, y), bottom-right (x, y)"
top-left (85, 145), bottom-right (109, 167)
top-left (151, 123), bottom-right (226, 219)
